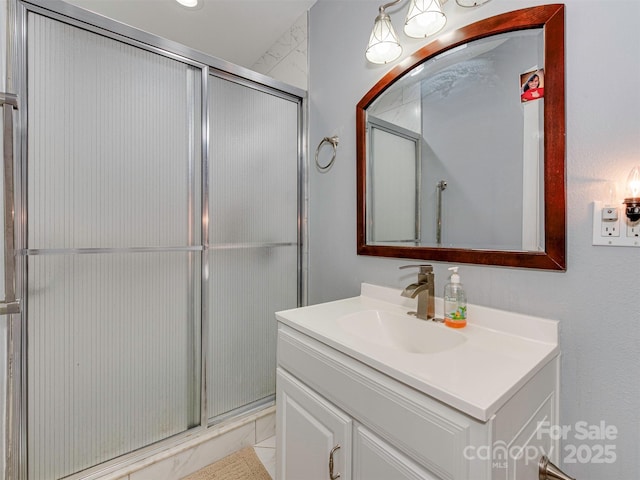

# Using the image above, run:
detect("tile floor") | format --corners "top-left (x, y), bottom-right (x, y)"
top-left (253, 435), bottom-right (276, 479)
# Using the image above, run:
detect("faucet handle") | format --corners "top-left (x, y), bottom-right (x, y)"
top-left (399, 264), bottom-right (433, 274)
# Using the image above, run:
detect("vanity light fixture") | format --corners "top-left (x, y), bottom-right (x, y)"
top-left (365, 1), bottom-right (404, 64)
top-left (366, 0), bottom-right (447, 64)
top-left (404, 0), bottom-right (447, 38)
top-left (623, 165), bottom-right (640, 221)
top-left (367, 0), bottom-right (489, 64)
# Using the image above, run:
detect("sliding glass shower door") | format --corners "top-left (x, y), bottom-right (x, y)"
top-left (16, 5), bottom-right (302, 479)
top-left (207, 75), bottom-right (300, 422)
top-left (25, 13), bottom-right (203, 479)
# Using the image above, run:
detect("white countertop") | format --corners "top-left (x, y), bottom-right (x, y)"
top-left (276, 283), bottom-right (559, 422)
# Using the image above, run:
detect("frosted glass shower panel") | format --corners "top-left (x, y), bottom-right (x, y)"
top-left (207, 247), bottom-right (297, 419)
top-left (27, 252), bottom-right (201, 479)
top-left (208, 75), bottom-right (299, 245)
top-left (24, 12), bottom-right (203, 479)
top-left (207, 75), bottom-right (300, 421)
top-left (27, 14), bottom-right (202, 250)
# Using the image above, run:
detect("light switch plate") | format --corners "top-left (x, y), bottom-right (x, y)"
top-left (593, 201), bottom-right (640, 247)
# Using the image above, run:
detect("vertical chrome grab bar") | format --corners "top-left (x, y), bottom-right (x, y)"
top-left (0, 93), bottom-right (21, 315)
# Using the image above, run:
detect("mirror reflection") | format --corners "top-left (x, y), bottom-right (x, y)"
top-left (356, 4), bottom-right (566, 270)
top-left (366, 29), bottom-right (545, 251)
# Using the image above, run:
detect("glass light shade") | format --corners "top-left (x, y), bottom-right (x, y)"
top-left (404, 0), bottom-right (447, 38)
top-left (456, 0), bottom-right (492, 7)
top-left (366, 12), bottom-right (403, 64)
top-left (624, 166), bottom-right (640, 200)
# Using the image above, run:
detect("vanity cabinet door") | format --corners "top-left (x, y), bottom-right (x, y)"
top-left (277, 368), bottom-right (352, 480)
top-left (353, 425), bottom-right (442, 480)
top-left (491, 358), bottom-right (560, 480)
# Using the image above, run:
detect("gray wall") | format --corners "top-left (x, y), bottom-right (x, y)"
top-left (308, 1), bottom-right (640, 479)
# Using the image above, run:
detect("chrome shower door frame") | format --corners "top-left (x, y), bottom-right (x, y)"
top-left (5, 0), bottom-right (307, 478)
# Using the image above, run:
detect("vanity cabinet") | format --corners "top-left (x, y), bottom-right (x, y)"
top-left (352, 425), bottom-right (439, 480)
top-left (277, 368), bottom-right (352, 480)
top-left (276, 324), bottom-right (559, 480)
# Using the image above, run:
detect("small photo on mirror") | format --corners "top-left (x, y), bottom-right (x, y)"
top-left (520, 68), bottom-right (544, 103)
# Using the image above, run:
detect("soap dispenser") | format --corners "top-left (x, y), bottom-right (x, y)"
top-left (444, 267), bottom-right (467, 328)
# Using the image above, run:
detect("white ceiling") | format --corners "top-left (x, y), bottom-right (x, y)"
top-left (63, 0), bottom-right (316, 68)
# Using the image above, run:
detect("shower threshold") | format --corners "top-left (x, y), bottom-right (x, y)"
top-left (65, 405), bottom-right (276, 480)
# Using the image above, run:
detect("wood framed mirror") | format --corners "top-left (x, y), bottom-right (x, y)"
top-left (356, 4), bottom-right (565, 270)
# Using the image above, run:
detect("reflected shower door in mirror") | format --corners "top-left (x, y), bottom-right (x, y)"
top-left (368, 117), bottom-right (421, 244)
top-left (357, 5), bottom-right (565, 270)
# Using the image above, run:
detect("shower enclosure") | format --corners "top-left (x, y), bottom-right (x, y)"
top-left (3, 1), bottom-right (304, 478)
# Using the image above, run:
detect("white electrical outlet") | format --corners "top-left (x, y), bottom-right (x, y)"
top-left (593, 201), bottom-right (640, 247)
top-left (601, 220), bottom-right (620, 237)
top-left (600, 205), bottom-right (620, 237)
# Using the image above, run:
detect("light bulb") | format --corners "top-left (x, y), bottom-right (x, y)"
top-left (626, 166), bottom-right (640, 198)
top-left (404, 0), bottom-right (446, 38)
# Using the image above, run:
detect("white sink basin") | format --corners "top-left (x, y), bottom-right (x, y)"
top-left (336, 309), bottom-right (466, 354)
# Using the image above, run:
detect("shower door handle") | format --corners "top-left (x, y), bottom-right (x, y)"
top-left (0, 93), bottom-right (21, 315)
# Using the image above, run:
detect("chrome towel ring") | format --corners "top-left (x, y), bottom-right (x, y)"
top-left (315, 135), bottom-right (339, 171)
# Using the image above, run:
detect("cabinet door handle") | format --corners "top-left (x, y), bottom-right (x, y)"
top-left (329, 444), bottom-right (341, 480)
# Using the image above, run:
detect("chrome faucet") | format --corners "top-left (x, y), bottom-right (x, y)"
top-left (400, 264), bottom-right (435, 321)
